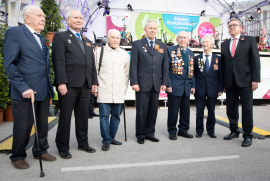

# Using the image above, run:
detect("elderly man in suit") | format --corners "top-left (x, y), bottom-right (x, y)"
top-left (4, 5), bottom-right (56, 169)
top-left (221, 18), bottom-right (260, 147)
top-left (167, 31), bottom-right (195, 140)
top-left (130, 19), bottom-right (168, 144)
top-left (194, 35), bottom-right (223, 138)
top-left (52, 9), bottom-right (98, 158)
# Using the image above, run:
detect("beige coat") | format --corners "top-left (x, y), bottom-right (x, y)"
top-left (95, 43), bottom-right (130, 103)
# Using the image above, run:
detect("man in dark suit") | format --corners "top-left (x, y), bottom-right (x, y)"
top-left (52, 9), bottom-right (98, 158)
top-left (4, 5), bottom-right (56, 169)
top-left (221, 18), bottom-right (260, 147)
top-left (194, 35), bottom-right (223, 138)
top-left (130, 19), bottom-right (168, 144)
top-left (167, 31), bottom-right (195, 140)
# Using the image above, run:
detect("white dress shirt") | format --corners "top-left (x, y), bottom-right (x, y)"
top-left (229, 33), bottom-right (241, 52)
top-left (25, 24), bottom-right (42, 49)
top-left (203, 51), bottom-right (212, 67)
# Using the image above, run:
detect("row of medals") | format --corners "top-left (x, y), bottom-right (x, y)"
top-left (198, 58), bottom-right (204, 72)
top-left (171, 48), bottom-right (194, 78)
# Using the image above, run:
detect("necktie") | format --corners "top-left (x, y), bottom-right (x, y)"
top-left (76, 33), bottom-right (81, 40)
top-left (231, 38), bottom-right (237, 58)
top-left (34, 33), bottom-right (48, 60)
top-left (150, 41), bottom-right (154, 53)
top-left (205, 55), bottom-right (210, 74)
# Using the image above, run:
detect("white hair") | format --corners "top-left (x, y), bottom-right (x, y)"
top-left (176, 31), bottom-right (189, 38)
top-left (144, 19), bottom-right (157, 29)
top-left (22, 5), bottom-right (41, 22)
top-left (201, 34), bottom-right (215, 45)
top-left (108, 29), bottom-right (121, 37)
top-left (66, 9), bottom-right (81, 21)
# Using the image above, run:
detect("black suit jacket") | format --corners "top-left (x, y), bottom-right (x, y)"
top-left (130, 38), bottom-right (168, 92)
top-left (52, 29), bottom-right (98, 88)
top-left (194, 53), bottom-right (223, 98)
top-left (221, 35), bottom-right (260, 88)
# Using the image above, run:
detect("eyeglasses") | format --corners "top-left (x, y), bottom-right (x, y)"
top-left (227, 24), bottom-right (241, 28)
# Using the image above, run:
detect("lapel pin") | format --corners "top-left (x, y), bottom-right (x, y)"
top-left (69, 34), bottom-right (73, 37)
top-left (241, 37), bottom-right (245, 41)
top-left (68, 39), bottom-right (71, 43)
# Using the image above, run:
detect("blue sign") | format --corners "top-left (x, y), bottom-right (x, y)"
top-left (162, 14), bottom-right (200, 34)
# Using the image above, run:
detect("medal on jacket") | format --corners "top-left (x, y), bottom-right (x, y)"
top-left (214, 58), bottom-right (219, 70)
top-left (68, 39), bottom-right (71, 43)
top-left (177, 47), bottom-right (181, 57)
top-left (188, 55), bottom-right (194, 79)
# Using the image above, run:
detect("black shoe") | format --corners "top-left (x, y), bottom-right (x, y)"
top-left (102, 143), bottom-right (110, 151)
top-left (137, 138), bottom-right (144, 144)
top-left (177, 131), bottom-right (193, 138)
top-left (89, 112), bottom-right (99, 117)
top-left (145, 136), bottom-right (159, 142)
top-left (224, 132), bottom-right (239, 140)
top-left (88, 115), bottom-right (93, 119)
top-left (208, 133), bottom-right (217, 138)
top-left (78, 145), bottom-right (96, 153)
top-left (196, 133), bottom-right (202, 138)
top-left (111, 139), bottom-right (122, 145)
top-left (242, 138), bottom-right (252, 147)
top-left (169, 134), bottom-right (177, 140)
top-left (59, 152), bottom-right (72, 159)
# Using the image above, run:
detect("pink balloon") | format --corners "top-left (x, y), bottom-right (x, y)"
top-left (198, 22), bottom-right (215, 39)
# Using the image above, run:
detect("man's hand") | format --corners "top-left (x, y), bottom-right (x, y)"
top-left (132, 84), bottom-right (140, 92)
top-left (223, 88), bottom-right (226, 93)
top-left (218, 92), bottom-right (223, 96)
top-left (92, 92), bottom-right (98, 97)
top-left (166, 87), bottom-right (172, 93)
top-left (22, 89), bottom-right (35, 103)
top-left (252, 82), bottom-right (258, 91)
top-left (191, 88), bottom-right (195, 95)
top-left (92, 85), bottom-right (97, 92)
top-left (160, 85), bottom-right (166, 92)
top-left (58, 84), bottom-right (68, 96)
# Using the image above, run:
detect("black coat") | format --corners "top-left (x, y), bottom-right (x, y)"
top-left (52, 29), bottom-right (98, 88)
top-left (221, 35), bottom-right (260, 88)
top-left (130, 38), bottom-right (168, 92)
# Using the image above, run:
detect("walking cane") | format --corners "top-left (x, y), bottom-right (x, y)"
top-left (123, 102), bottom-right (127, 141)
top-left (31, 101), bottom-right (45, 177)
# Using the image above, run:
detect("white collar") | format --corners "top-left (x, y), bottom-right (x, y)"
top-left (203, 51), bottom-right (212, 57)
top-left (69, 28), bottom-right (80, 35)
top-left (230, 33), bottom-right (241, 40)
top-left (25, 24), bottom-right (38, 34)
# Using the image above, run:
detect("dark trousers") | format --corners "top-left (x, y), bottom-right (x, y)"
top-left (88, 94), bottom-right (95, 115)
top-left (55, 82), bottom-right (91, 152)
top-left (135, 86), bottom-right (159, 139)
top-left (226, 74), bottom-right (253, 138)
top-left (195, 96), bottom-right (217, 134)
top-left (167, 94), bottom-right (190, 134)
top-left (10, 92), bottom-right (50, 161)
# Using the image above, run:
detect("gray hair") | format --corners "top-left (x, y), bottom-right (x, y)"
top-left (144, 19), bottom-right (157, 29)
top-left (108, 29), bottom-right (121, 37)
top-left (22, 5), bottom-right (40, 22)
top-left (229, 18), bottom-right (242, 27)
top-left (201, 34), bottom-right (214, 45)
top-left (66, 9), bottom-right (81, 21)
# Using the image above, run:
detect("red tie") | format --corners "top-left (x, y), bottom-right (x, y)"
top-left (231, 38), bottom-right (237, 58)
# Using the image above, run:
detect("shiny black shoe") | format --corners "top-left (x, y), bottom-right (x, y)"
top-left (102, 143), bottom-right (110, 151)
top-left (242, 138), bottom-right (252, 147)
top-left (89, 112), bottom-right (99, 117)
top-left (196, 133), bottom-right (202, 138)
top-left (177, 131), bottom-right (194, 138)
top-left (145, 136), bottom-right (159, 142)
top-left (111, 139), bottom-right (122, 145)
top-left (208, 133), bottom-right (217, 138)
top-left (59, 152), bottom-right (72, 159)
top-left (224, 132), bottom-right (239, 140)
top-left (169, 134), bottom-right (177, 140)
top-left (78, 145), bottom-right (96, 153)
top-left (137, 138), bottom-right (144, 144)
